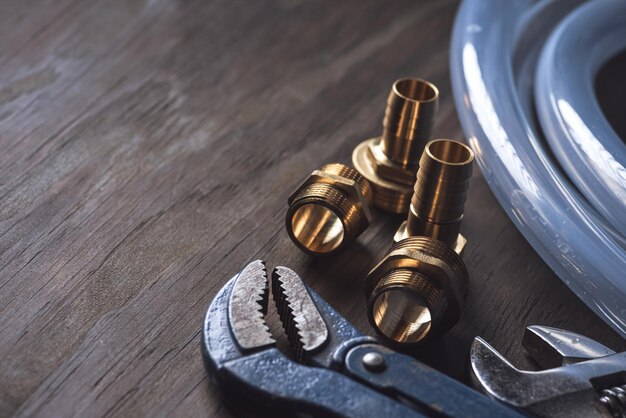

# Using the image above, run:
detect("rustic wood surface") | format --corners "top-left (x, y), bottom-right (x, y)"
top-left (1, 0), bottom-right (624, 416)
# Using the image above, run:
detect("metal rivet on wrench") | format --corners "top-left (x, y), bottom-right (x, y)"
top-left (362, 352), bottom-right (386, 372)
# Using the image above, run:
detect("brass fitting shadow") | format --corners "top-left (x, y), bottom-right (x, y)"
top-left (352, 78), bottom-right (439, 214)
top-left (395, 139), bottom-right (474, 253)
top-left (286, 163), bottom-right (373, 256)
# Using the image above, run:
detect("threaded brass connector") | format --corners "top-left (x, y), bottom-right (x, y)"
top-left (395, 139), bottom-right (474, 253)
top-left (364, 236), bottom-right (468, 346)
top-left (286, 163), bottom-right (373, 256)
top-left (352, 78), bottom-right (439, 214)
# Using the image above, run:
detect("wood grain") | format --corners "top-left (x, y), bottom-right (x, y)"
top-left (0, 0), bottom-right (623, 416)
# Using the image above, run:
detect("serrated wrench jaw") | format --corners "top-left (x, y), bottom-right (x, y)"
top-left (272, 266), bottom-right (328, 361)
top-left (228, 260), bottom-right (275, 351)
top-left (203, 260), bottom-right (276, 373)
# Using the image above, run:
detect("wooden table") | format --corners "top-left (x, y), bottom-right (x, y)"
top-left (2, 0), bottom-right (624, 416)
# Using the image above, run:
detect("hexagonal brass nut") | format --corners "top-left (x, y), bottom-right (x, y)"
top-left (288, 170), bottom-right (372, 224)
top-left (366, 248), bottom-right (463, 307)
top-left (394, 220), bottom-right (468, 254)
top-left (366, 139), bottom-right (416, 186)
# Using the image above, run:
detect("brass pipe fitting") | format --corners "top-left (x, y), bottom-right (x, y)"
top-left (395, 139), bottom-right (474, 253)
top-left (352, 77), bottom-right (439, 214)
top-left (286, 163), bottom-right (373, 256)
top-left (381, 78), bottom-right (439, 169)
top-left (364, 236), bottom-right (468, 346)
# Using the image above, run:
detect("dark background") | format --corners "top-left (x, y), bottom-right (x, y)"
top-left (1, 0), bottom-right (624, 416)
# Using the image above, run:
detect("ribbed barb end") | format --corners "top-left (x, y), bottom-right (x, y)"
top-left (381, 78), bottom-right (439, 169)
top-left (286, 163), bottom-right (372, 255)
top-left (407, 139), bottom-right (474, 248)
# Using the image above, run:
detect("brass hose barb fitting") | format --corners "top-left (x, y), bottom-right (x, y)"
top-left (352, 78), bottom-right (439, 214)
top-left (286, 163), bottom-right (373, 256)
top-left (364, 236), bottom-right (468, 346)
top-left (395, 139), bottom-right (474, 253)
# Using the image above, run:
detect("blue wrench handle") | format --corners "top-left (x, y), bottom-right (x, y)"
top-left (342, 343), bottom-right (525, 417)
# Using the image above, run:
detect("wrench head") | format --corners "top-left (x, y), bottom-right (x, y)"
top-left (201, 261), bottom-right (410, 417)
top-left (470, 326), bottom-right (622, 417)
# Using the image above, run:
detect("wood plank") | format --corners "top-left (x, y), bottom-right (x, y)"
top-left (0, 0), bottom-right (623, 416)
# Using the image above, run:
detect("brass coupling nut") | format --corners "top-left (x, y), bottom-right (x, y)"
top-left (286, 163), bottom-right (373, 256)
top-left (395, 139), bottom-right (474, 253)
top-left (364, 236), bottom-right (468, 346)
top-left (352, 77), bottom-right (439, 214)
